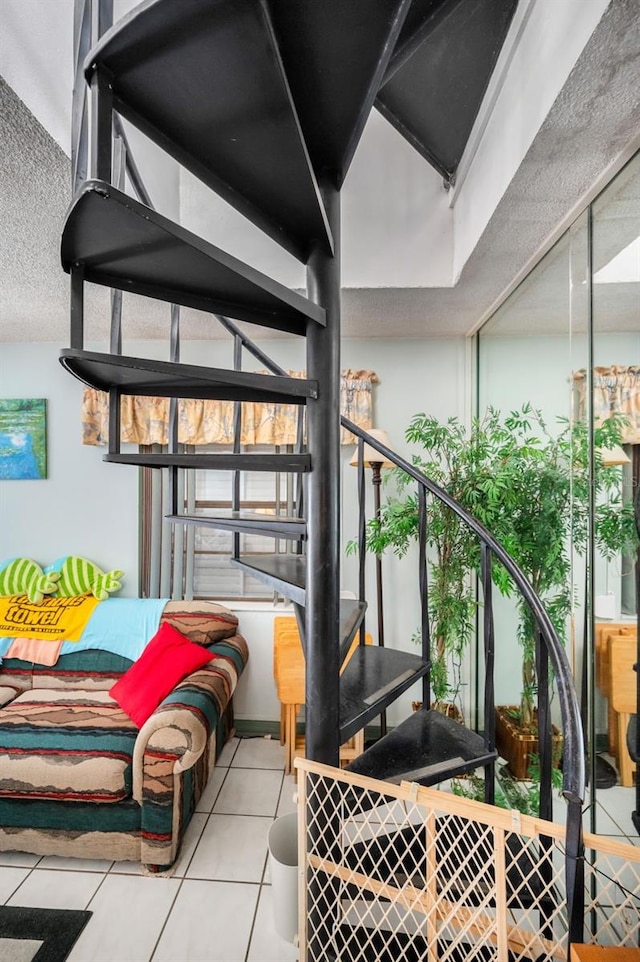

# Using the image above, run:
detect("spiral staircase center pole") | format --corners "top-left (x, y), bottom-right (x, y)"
top-left (305, 181), bottom-right (341, 767)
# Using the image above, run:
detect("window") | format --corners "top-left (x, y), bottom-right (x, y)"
top-left (185, 445), bottom-right (302, 600)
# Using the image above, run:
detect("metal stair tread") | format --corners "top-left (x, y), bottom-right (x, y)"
top-left (338, 600), bottom-right (368, 668)
top-left (346, 707), bottom-right (497, 785)
top-left (376, 0), bottom-right (518, 179)
top-left (228, 554), bottom-right (366, 648)
top-left (104, 452), bottom-right (311, 472)
top-left (61, 181), bottom-right (325, 335)
top-left (339, 648), bottom-right (430, 744)
top-left (83, 0), bottom-right (333, 262)
top-left (166, 510), bottom-right (307, 540)
top-left (230, 554), bottom-right (307, 605)
top-left (59, 349), bottom-right (317, 403)
top-left (267, 0), bottom-right (411, 185)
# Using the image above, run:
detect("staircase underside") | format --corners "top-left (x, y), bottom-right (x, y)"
top-left (166, 510), bottom-right (308, 541)
top-left (61, 181), bottom-right (325, 334)
top-left (60, 349), bottom-right (317, 403)
top-left (376, 0), bottom-right (519, 181)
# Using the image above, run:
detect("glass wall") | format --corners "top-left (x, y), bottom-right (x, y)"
top-left (478, 153), bottom-right (640, 835)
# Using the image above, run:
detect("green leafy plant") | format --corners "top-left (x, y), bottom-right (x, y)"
top-left (349, 408), bottom-right (526, 713)
top-left (485, 407), bottom-right (637, 729)
top-left (451, 756), bottom-right (564, 816)
top-left (349, 405), bottom-right (638, 728)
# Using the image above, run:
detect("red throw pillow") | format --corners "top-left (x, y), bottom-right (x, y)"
top-left (110, 622), bottom-right (214, 727)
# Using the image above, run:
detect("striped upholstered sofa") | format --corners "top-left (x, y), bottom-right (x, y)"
top-left (0, 601), bottom-right (248, 871)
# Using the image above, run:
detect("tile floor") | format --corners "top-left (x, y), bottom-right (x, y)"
top-left (0, 736), bottom-right (299, 962)
top-left (0, 736), bottom-right (637, 962)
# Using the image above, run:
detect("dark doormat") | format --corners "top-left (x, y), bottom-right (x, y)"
top-left (0, 906), bottom-right (91, 962)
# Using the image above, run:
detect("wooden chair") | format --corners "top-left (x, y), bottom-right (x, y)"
top-left (273, 616), bottom-right (371, 774)
top-left (608, 633), bottom-right (638, 787)
top-left (571, 946), bottom-right (640, 962)
top-left (595, 623), bottom-right (636, 759)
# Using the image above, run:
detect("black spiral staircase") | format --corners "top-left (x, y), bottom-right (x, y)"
top-left (62, 0), bottom-right (587, 952)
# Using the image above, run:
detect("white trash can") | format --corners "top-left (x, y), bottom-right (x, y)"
top-left (268, 812), bottom-right (299, 944)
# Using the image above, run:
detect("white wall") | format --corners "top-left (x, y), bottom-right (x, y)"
top-left (0, 335), bottom-right (468, 723)
top-left (0, 342), bottom-right (139, 589)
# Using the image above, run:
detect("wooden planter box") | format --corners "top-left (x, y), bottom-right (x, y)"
top-left (495, 705), bottom-right (563, 781)
top-left (412, 701), bottom-right (463, 722)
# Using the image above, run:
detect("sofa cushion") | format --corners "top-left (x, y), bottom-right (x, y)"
top-left (160, 600), bottom-right (238, 645)
top-left (0, 688), bottom-right (138, 803)
top-left (111, 622), bottom-right (214, 728)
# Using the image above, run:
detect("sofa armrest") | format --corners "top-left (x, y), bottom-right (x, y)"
top-left (131, 663), bottom-right (222, 802)
top-left (131, 632), bottom-right (248, 802)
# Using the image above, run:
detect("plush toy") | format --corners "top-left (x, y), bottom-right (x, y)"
top-left (0, 558), bottom-right (60, 604)
top-left (50, 556), bottom-right (124, 601)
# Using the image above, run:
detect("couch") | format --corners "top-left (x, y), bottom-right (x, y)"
top-left (0, 600), bottom-right (248, 871)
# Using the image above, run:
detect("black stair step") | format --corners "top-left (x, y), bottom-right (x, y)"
top-left (104, 452), bottom-right (310, 472)
top-left (333, 919), bottom-right (429, 962)
top-left (228, 552), bottom-right (366, 651)
top-left (268, 0), bottom-right (410, 186)
top-left (84, 0), bottom-right (332, 262)
top-left (346, 708), bottom-right (496, 785)
top-left (61, 182), bottom-right (325, 336)
top-left (376, 0), bottom-right (518, 180)
top-left (230, 554), bottom-right (306, 605)
top-left (338, 600), bottom-right (368, 668)
top-left (166, 510), bottom-right (307, 541)
top-left (339, 649), bottom-right (430, 744)
top-left (60, 349), bottom-right (317, 403)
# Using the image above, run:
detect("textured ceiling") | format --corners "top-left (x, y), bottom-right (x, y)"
top-left (484, 157), bottom-right (640, 338)
top-left (1, 0), bottom-right (639, 343)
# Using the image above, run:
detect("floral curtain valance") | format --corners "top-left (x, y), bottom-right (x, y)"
top-left (81, 369), bottom-right (378, 447)
top-left (573, 365), bottom-right (640, 443)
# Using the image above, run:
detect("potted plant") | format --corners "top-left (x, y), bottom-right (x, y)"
top-left (488, 408), bottom-right (637, 776)
top-left (350, 408), bottom-right (530, 718)
top-left (352, 406), bottom-right (638, 773)
top-left (451, 756), bottom-right (564, 816)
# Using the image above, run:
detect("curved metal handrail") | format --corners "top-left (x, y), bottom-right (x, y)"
top-left (342, 415), bottom-right (586, 806)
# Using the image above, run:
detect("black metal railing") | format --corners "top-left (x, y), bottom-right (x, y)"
top-left (342, 415), bottom-right (586, 942)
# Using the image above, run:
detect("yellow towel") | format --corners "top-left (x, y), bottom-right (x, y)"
top-left (0, 593), bottom-right (100, 641)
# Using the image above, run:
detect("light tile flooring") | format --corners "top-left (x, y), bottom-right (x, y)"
top-left (0, 737), bottom-right (637, 962)
top-left (0, 736), bottom-right (299, 962)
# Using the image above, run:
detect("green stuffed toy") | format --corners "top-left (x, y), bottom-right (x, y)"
top-left (51, 556), bottom-right (124, 601)
top-left (0, 558), bottom-right (60, 604)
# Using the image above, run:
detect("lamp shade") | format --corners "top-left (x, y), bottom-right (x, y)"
top-left (599, 444), bottom-right (630, 466)
top-left (349, 429), bottom-right (395, 469)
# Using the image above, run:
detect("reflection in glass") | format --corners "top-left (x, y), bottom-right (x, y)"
top-left (478, 152), bottom-right (639, 838)
top-left (591, 153), bottom-right (640, 827)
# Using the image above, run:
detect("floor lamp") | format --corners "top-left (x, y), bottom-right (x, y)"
top-left (350, 429), bottom-right (394, 737)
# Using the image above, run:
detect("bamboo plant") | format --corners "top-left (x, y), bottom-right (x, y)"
top-left (353, 405), bottom-right (637, 729)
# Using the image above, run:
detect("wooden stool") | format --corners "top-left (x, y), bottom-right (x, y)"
top-left (273, 616), bottom-right (371, 774)
top-left (571, 946), bottom-right (640, 961)
top-left (595, 623), bottom-right (637, 758)
top-left (608, 633), bottom-right (638, 787)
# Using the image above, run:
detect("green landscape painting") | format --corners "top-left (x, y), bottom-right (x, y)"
top-left (0, 399), bottom-right (47, 480)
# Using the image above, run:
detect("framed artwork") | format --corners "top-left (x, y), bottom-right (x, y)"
top-left (0, 398), bottom-right (47, 480)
